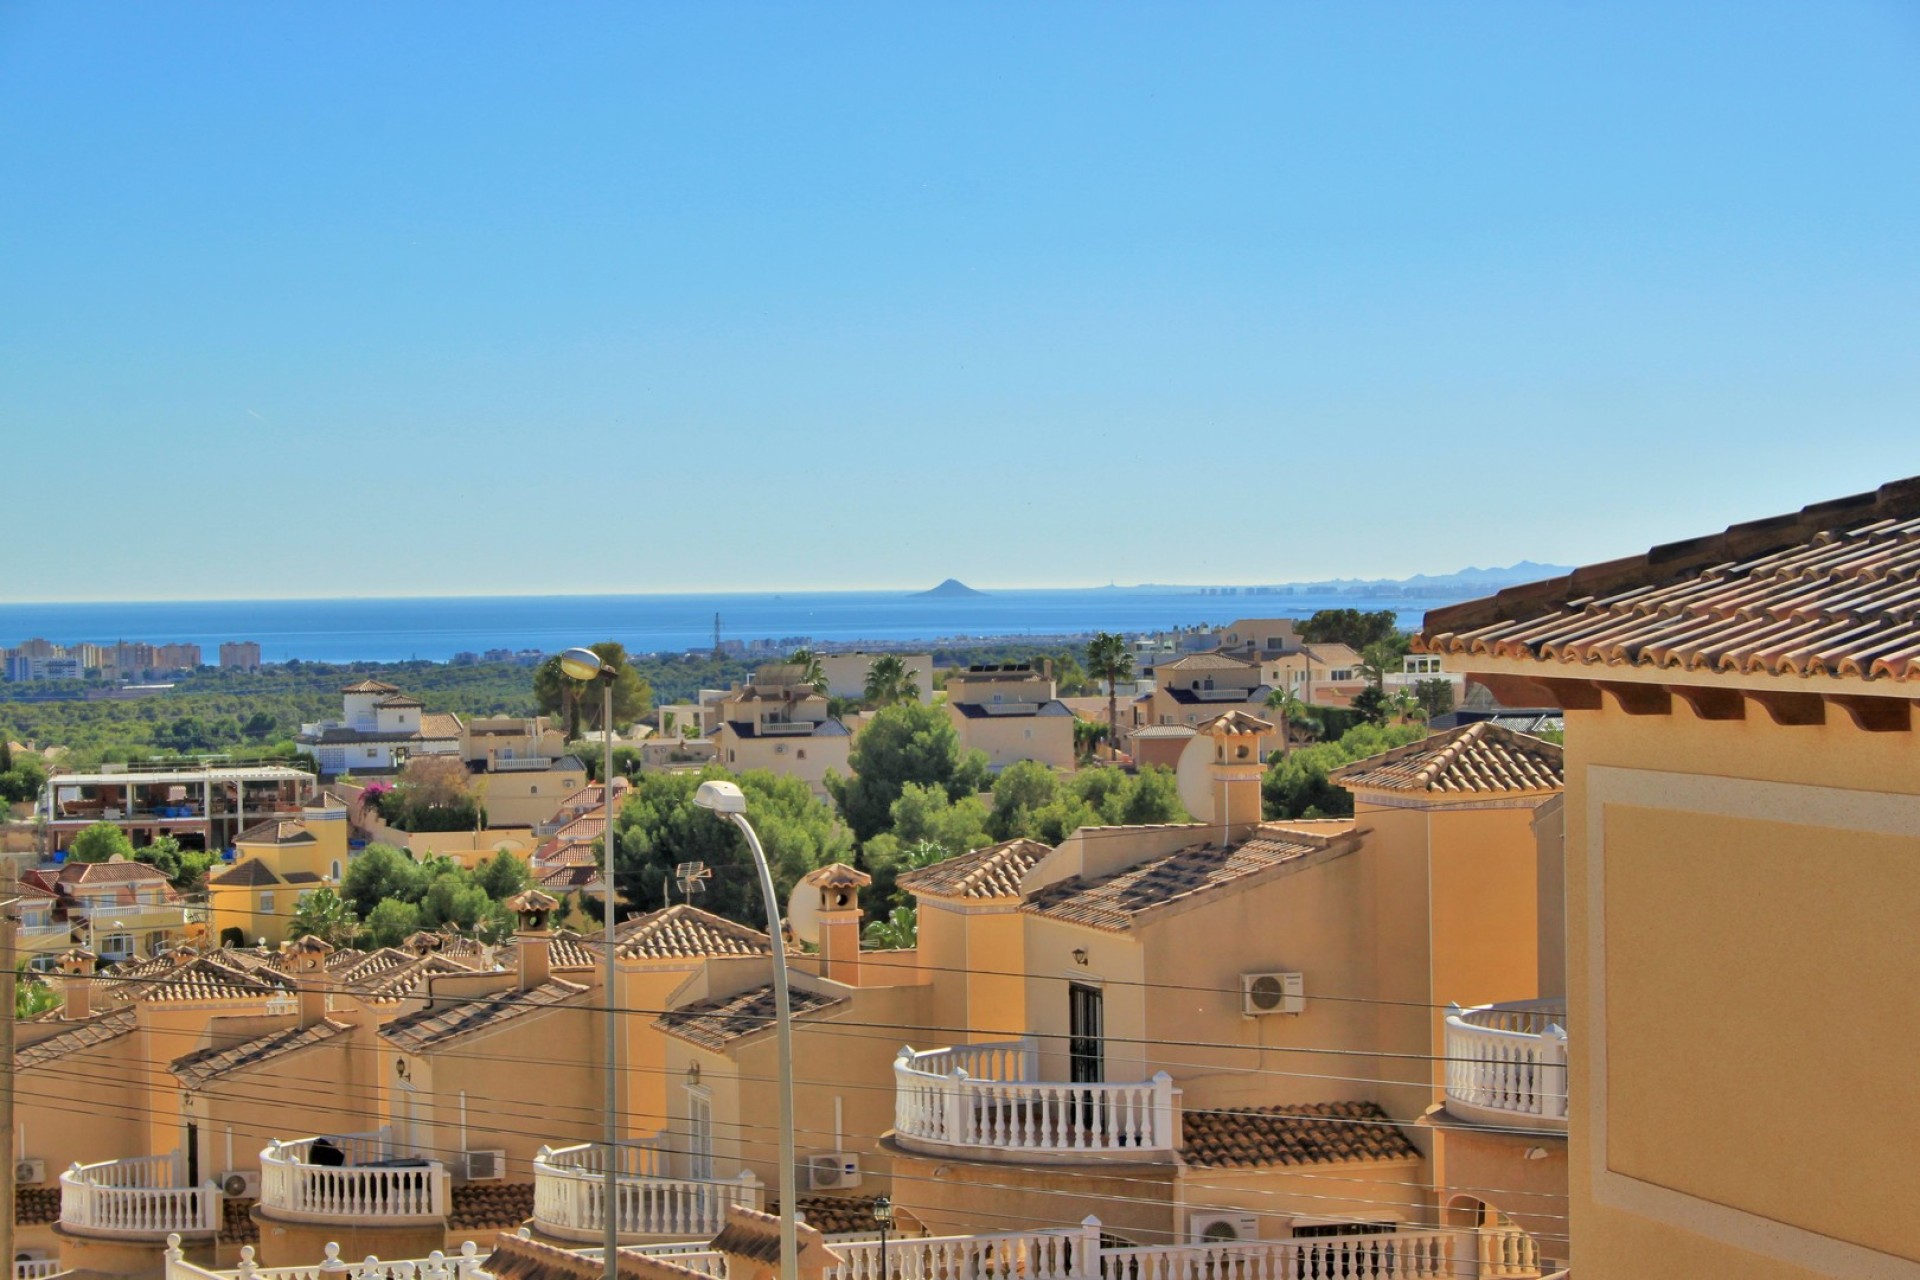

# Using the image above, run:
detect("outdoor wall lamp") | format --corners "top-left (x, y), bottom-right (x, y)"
top-left (1072, 948), bottom-right (1089, 966)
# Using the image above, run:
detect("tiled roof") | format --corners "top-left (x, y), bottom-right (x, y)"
top-left (16, 1186), bottom-right (60, 1225)
top-left (1330, 723), bottom-right (1563, 797)
top-left (210, 859), bottom-right (282, 887)
top-left (377, 695), bottom-right (426, 708)
top-left (236, 819), bottom-right (316, 846)
top-left (1182, 1101), bottom-right (1422, 1168)
top-left (1421, 477), bottom-right (1920, 685)
top-left (951, 699), bottom-right (1073, 718)
top-left (1165, 687), bottom-right (1270, 707)
top-left (419, 712), bottom-right (464, 740)
top-left (57, 859), bottom-right (170, 886)
top-left (547, 931), bottom-right (598, 970)
top-left (220, 1197), bottom-right (259, 1244)
top-left (551, 814), bottom-right (606, 843)
top-left (898, 839), bottom-right (1050, 901)
top-left (354, 953), bottom-right (480, 1004)
top-left (342, 680), bottom-right (402, 694)
top-left (485, 1231), bottom-right (713, 1280)
top-left (1199, 710), bottom-right (1276, 737)
top-left (538, 842), bottom-right (600, 868)
top-left (1160, 653), bottom-right (1258, 672)
top-left (14, 1010), bottom-right (136, 1071)
top-left (135, 957), bottom-right (298, 1004)
top-left (802, 862), bottom-right (871, 890)
top-left (537, 864), bottom-right (604, 892)
top-left (450, 1181), bottom-right (534, 1231)
top-left (655, 983), bottom-right (845, 1050)
top-left (171, 1018), bottom-right (353, 1089)
top-left (380, 979), bottom-right (588, 1053)
top-left (771, 1195), bottom-right (900, 1236)
top-left (1301, 642), bottom-right (1364, 668)
top-left (610, 904), bottom-right (773, 961)
top-left (1022, 828), bottom-right (1354, 933)
top-left (1129, 725), bottom-right (1197, 740)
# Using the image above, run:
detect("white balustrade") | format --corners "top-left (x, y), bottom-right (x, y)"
top-left (1477, 1225), bottom-right (1542, 1277)
top-left (1100, 1231), bottom-right (1463, 1280)
top-left (830, 1227), bottom-right (1089, 1280)
top-left (259, 1135), bottom-right (449, 1224)
top-left (164, 1238), bottom-right (486, 1280)
top-left (532, 1142), bottom-right (762, 1241)
top-left (1443, 1000), bottom-right (1569, 1129)
top-left (895, 1041), bottom-right (1178, 1155)
top-left (60, 1154), bottom-right (222, 1239)
top-left (15, 1261), bottom-right (62, 1280)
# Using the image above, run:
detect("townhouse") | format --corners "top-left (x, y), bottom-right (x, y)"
top-left (710, 666), bottom-right (852, 798)
top-left (943, 665), bottom-right (1075, 771)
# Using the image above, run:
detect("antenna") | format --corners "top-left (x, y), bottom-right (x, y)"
top-left (673, 861), bottom-right (711, 904)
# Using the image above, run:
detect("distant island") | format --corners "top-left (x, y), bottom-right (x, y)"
top-left (914, 578), bottom-right (987, 599)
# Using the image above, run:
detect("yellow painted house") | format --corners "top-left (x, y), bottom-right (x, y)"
top-left (206, 795), bottom-right (350, 946)
top-left (1422, 475), bottom-right (1920, 1279)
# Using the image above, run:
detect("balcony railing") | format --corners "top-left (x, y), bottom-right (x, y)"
top-left (16, 1261), bottom-right (62, 1280)
top-left (755, 719), bottom-right (819, 736)
top-left (894, 1039), bottom-right (1179, 1157)
top-left (532, 1141), bottom-right (761, 1241)
top-left (1443, 1000), bottom-right (1569, 1130)
top-left (60, 1154), bottom-right (221, 1239)
top-left (165, 1239), bottom-right (486, 1280)
top-left (259, 1132), bottom-right (449, 1224)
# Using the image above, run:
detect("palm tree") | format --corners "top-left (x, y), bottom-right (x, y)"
top-left (1085, 632), bottom-right (1133, 763)
top-left (863, 654), bottom-right (920, 706)
top-left (1264, 684), bottom-right (1313, 759)
top-left (787, 648), bottom-right (828, 694)
top-left (1388, 686), bottom-right (1425, 725)
top-left (1073, 718), bottom-right (1110, 765)
top-left (862, 905), bottom-right (919, 949)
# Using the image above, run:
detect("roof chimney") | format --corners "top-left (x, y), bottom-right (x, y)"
top-left (282, 934), bottom-right (334, 1028)
top-left (802, 863), bottom-right (872, 986)
top-left (505, 889), bottom-right (561, 990)
top-left (57, 947), bottom-right (98, 1021)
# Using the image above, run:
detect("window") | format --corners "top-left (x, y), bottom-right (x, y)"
top-left (330, 860), bottom-right (342, 880)
top-left (259, 893), bottom-right (275, 914)
top-left (1023, 728), bottom-right (1033, 739)
top-left (686, 1087), bottom-right (714, 1180)
top-left (101, 932), bottom-right (133, 959)
top-left (796, 749), bottom-right (807, 759)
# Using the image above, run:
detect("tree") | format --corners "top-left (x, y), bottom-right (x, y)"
top-left (1261, 722), bottom-right (1428, 820)
top-left (862, 905), bottom-right (918, 949)
top-left (339, 844), bottom-right (429, 919)
top-left (474, 851), bottom-right (530, 901)
top-left (1264, 686), bottom-right (1311, 760)
top-left (1299, 609), bottom-right (1400, 651)
top-left (1413, 678), bottom-right (1455, 719)
top-left (826, 701), bottom-right (989, 843)
top-left (1359, 640), bottom-right (1404, 691)
top-left (1116, 766), bottom-right (1186, 825)
top-left (612, 767), bottom-right (855, 927)
top-left (787, 649), bottom-right (829, 695)
top-left (987, 761), bottom-right (1059, 841)
top-left (1351, 686), bottom-right (1390, 727)
top-left (535, 642), bottom-right (653, 740)
top-left (135, 835), bottom-right (217, 892)
top-left (863, 655), bottom-right (920, 706)
top-left (1073, 718), bottom-right (1110, 765)
top-left (15, 964), bottom-right (60, 1019)
top-left (69, 821), bottom-right (134, 864)
top-left (0, 750), bottom-right (46, 806)
top-left (1387, 686), bottom-right (1425, 724)
top-left (1084, 633), bottom-right (1133, 763)
top-left (288, 888), bottom-right (360, 948)
top-left (363, 898), bottom-right (423, 948)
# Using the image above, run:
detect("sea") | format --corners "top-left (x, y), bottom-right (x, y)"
top-left (0, 588), bottom-right (1476, 665)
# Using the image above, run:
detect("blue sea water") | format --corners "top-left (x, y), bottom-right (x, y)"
top-left (0, 589), bottom-right (1464, 665)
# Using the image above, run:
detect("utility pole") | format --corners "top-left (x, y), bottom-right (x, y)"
top-left (2, 856), bottom-right (19, 1280)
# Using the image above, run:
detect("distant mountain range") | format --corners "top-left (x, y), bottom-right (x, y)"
top-left (1125, 562), bottom-right (1575, 598)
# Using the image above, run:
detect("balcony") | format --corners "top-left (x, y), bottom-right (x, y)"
top-left (1443, 1000), bottom-right (1569, 1130)
top-left (15, 1261), bottom-right (61, 1280)
top-left (755, 719), bottom-right (819, 736)
top-left (60, 1154), bottom-right (221, 1240)
top-left (532, 1140), bottom-right (761, 1242)
top-left (893, 1040), bottom-right (1179, 1159)
top-left (259, 1133), bottom-right (449, 1224)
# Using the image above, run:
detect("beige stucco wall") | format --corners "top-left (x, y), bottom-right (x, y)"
top-left (948, 709), bottom-right (1076, 772)
top-left (474, 768), bottom-right (587, 829)
top-left (1559, 695), bottom-right (1920, 1278)
top-left (1428, 1121), bottom-right (1568, 1265)
top-left (716, 727), bottom-right (851, 797)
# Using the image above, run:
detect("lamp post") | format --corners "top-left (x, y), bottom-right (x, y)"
top-left (692, 779), bottom-right (797, 1280)
top-left (558, 647), bottom-right (620, 1280)
top-left (872, 1196), bottom-right (893, 1280)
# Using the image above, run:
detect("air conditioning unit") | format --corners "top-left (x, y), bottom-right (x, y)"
top-left (461, 1149), bottom-right (507, 1182)
top-left (1190, 1212), bottom-right (1260, 1243)
top-left (218, 1170), bottom-right (260, 1199)
top-left (801, 1152), bottom-right (861, 1191)
top-left (15, 1159), bottom-right (46, 1186)
top-left (1241, 971), bottom-right (1304, 1016)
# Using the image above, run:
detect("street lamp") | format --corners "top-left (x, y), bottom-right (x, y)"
top-left (559, 646), bottom-right (621, 1280)
top-left (872, 1196), bottom-right (893, 1280)
top-left (692, 778), bottom-right (797, 1280)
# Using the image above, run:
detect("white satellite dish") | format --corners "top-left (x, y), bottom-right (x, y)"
top-left (785, 880), bottom-right (822, 947)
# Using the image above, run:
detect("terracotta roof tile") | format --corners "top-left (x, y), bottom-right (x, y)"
top-left (419, 712), bottom-right (464, 740)
top-left (1330, 723), bottom-right (1562, 797)
top-left (16, 1186), bottom-right (60, 1225)
top-left (14, 1010), bottom-right (136, 1071)
top-left (802, 862), bottom-right (871, 889)
top-left (1159, 653), bottom-right (1258, 672)
top-left (380, 979), bottom-right (588, 1053)
top-left (484, 1231), bottom-right (712, 1280)
top-left (342, 680), bottom-right (402, 694)
top-left (536, 864), bottom-right (604, 892)
top-left (133, 957), bottom-right (298, 1005)
top-left (236, 819), bottom-right (317, 846)
top-left (1422, 476), bottom-right (1920, 685)
top-left (219, 1197), bottom-right (259, 1244)
top-left (210, 859), bottom-right (282, 887)
top-left (655, 983), bottom-right (845, 1050)
top-left (1182, 1101), bottom-right (1422, 1168)
top-left (57, 860), bottom-right (171, 886)
top-left (897, 839), bottom-right (1050, 901)
top-left (1022, 828), bottom-right (1356, 933)
top-left (769, 1195), bottom-right (898, 1236)
top-left (171, 1018), bottom-right (353, 1089)
top-left (449, 1181), bottom-right (534, 1231)
top-left (609, 905), bottom-right (772, 961)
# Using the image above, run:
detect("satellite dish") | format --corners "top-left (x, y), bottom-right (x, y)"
top-left (785, 880), bottom-right (822, 947)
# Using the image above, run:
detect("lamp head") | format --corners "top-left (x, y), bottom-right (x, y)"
top-left (872, 1196), bottom-right (893, 1226)
top-left (693, 779), bottom-right (748, 815)
top-left (559, 647), bottom-right (606, 682)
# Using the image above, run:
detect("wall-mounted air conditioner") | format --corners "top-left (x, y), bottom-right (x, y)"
top-left (461, 1149), bottom-right (507, 1182)
top-left (15, 1159), bottom-right (46, 1186)
top-left (1241, 971), bottom-right (1304, 1016)
top-left (802, 1152), bottom-right (861, 1190)
top-left (218, 1170), bottom-right (260, 1198)
top-left (1190, 1212), bottom-right (1260, 1243)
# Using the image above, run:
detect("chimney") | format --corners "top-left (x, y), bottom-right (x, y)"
top-left (504, 889), bottom-right (560, 990)
top-left (801, 863), bottom-right (872, 986)
top-left (57, 947), bottom-right (97, 1021)
top-left (1201, 711), bottom-right (1272, 845)
top-left (283, 934), bottom-right (334, 1028)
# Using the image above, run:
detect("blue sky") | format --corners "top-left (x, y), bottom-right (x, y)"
top-left (3, 2), bottom-right (1917, 600)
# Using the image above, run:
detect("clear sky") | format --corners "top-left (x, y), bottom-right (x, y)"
top-left (3, 2), bottom-right (1917, 601)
